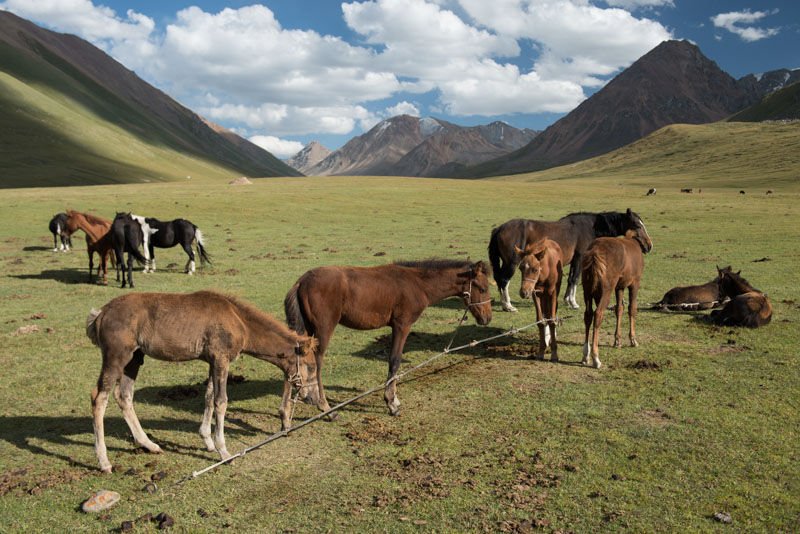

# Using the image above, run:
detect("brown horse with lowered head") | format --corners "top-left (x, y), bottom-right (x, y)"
top-left (64, 210), bottom-right (115, 283)
top-left (285, 259), bottom-right (493, 418)
top-left (709, 269), bottom-right (772, 328)
top-left (581, 229), bottom-right (652, 368)
top-left (653, 267), bottom-right (728, 310)
top-left (86, 291), bottom-right (319, 474)
top-left (515, 238), bottom-right (563, 361)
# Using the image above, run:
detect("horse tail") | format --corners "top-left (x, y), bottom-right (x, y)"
top-left (125, 224), bottom-right (147, 264)
top-left (86, 308), bottom-right (102, 346)
top-left (581, 248), bottom-right (605, 296)
top-left (488, 225), bottom-right (516, 287)
top-left (284, 280), bottom-right (308, 335)
top-left (194, 228), bottom-right (212, 266)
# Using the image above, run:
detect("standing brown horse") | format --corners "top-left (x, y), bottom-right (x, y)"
top-left (86, 291), bottom-right (319, 474)
top-left (489, 209), bottom-right (651, 312)
top-left (515, 238), bottom-right (563, 361)
top-left (581, 229), bottom-right (652, 368)
top-left (64, 210), bottom-right (115, 283)
top-left (709, 269), bottom-right (772, 327)
top-left (284, 259), bottom-right (493, 417)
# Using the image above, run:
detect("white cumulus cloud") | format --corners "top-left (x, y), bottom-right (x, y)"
top-left (248, 135), bottom-right (305, 158)
top-left (711, 9), bottom-right (780, 42)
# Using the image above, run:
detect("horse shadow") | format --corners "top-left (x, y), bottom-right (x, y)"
top-left (23, 246), bottom-right (52, 252)
top-left (11, 268), bottom-right (87, 285)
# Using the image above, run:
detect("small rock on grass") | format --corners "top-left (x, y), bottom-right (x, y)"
top-left (713, 511), bottom-right (732, 524)
top-left (82, 490), bottom-right (121, 513)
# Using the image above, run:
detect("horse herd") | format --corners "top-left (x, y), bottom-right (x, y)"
top-left (48, 208), bottom-right (771, 473)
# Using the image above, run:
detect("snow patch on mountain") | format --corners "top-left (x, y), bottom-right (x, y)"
top-left (419, 117), bottom-right (442, 138)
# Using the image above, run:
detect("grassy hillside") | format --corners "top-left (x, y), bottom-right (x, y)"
top-left (499, 121), bottom-right (800, 191)
top-left (0, 173), bottom-right (798, 532)
top-left (0, 22), bottom-right (299, 188)
top-left (726, 81), bottom-right (800, 122)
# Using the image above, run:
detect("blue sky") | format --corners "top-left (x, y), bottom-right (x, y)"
top-left (2, 1), bottom-right (797, 157)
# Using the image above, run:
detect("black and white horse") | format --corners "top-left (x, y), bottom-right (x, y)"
top-left (49, 213), bottom-right (73, 252)
top-left (142, 218), bottom-right (211, 275)
top-left (488, 209), bottom-right (651, 311)
top-left (112, 213), bottom-right (148, 288)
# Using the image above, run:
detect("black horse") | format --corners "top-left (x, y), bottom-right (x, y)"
top-left (48, 213), bottom-right (73, 252)
top-left (112, 213), bottom-right (147, 288)
top-left (489, 209), bottom-right (652, 311)
top-left (142, 218), bottom-right (211, 275)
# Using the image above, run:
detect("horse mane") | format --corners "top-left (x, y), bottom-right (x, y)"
top-left (199, 290), bottom-right (297, 337)
top-left (80, 212), bottom-right (111, 226)
top-left (394, 258), bottom-right (489, 274)
top-left (723, 270), bottom-right (760, 296)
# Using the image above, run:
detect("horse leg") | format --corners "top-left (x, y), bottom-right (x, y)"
top-left (88, 250), bottom-right (95, 283)
top-left (582, 297), bottom-right (593, 366)
top-left (182, 241), bottom-right (196, 275)
top-left (199, 373), bottom-right (216, 451)
top-left (629, 283), bottom-right (640, 347)
top-left (278, 376), bottom-right (294, 431)
top-left (613, 288), bottom-right (624, 348)
top-left (546, 292), bottom-right (558, 362)
top-left (126, 252), bottom-right (134, 288)
top-left (53, 233), bottom-right (58, 252)
top-left (590, 293), bottom-right (610, 368)
top-left (113, 351), bottom-right (161, 453)
top-left (532, 294), bottom-right (546, 360)
top-left (306, 325), bottom-right (337, 420)
top-left (500, 280), bottom-right (518, 312)
top-left (564, 259), bottom-right (581, 309)
top-left (91, 366), bottom-right (119, 473)
top-left (384, 323), bottom-right (411, 416)
top-left (209, 358), bottom-right (232, 461)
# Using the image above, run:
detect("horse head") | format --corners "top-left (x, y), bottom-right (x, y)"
top-left (459, 260), bottom-right (492, 326)
top-left (716, 266), bottom-right (754, 298)
top-left (623, 208), bottom-right (652, 253)
top-left (514, 239), bottom-right (547, 299)
top-left (291, 336), bottom-right (320, 406)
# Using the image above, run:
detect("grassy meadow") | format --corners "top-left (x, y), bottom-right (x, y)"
top-left (0, 174), bottom-right (798, 533)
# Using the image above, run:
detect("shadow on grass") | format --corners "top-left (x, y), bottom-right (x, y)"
top-left (22, 246), bottom-right (53, 252)
top-left (11, 268), bottom-right (92, 285)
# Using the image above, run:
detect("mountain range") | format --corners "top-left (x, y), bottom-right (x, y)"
top-left (0, 10), bottom-right (299, 187)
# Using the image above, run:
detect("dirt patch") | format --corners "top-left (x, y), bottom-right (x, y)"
top-left (707, 345), bottom-right (752, 355)
top-left (344, 416), bottom-right (402, 446)
top-left (1, 466), bottom-right (88, 497)
top-left (635, 409), bottom-right (673, 428)
top-left (626, 360), bottom-right (671, 371)
top-left (11, 325), bottom-right (40, 335)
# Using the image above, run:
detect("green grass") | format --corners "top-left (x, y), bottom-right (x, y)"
top-left (1, 176), bottom-right (798, 533)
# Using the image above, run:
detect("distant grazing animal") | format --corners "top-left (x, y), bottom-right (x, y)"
top-left (652, 267), bottom-right (728, 310)
top-left (766, 190), bottom-right (773, 195)
top-left (581, 229), bottom-right (652, 369)
top-left (285, 259), bottom-right (492, 417)
top-left (646, 188), bottom-right (656, 196)
top-left (739, 190), bottom-right (746, 195)
top-left (64, 210), bottom-right (116, 283)
top-left (142, 217), bottom-right (211, 274)
top-left (86, 291), bottom-right (319, 473)
top-left (515, 238), bottom-right (563, 361)
top-left (709, 269), bottom-right (772, 328)
top-left (111, 213), bottom-right (148, 288)
top-left (48, 213), bottom-right (73, 252)
top-left (680, 188), bottom-right (693, 193)
top-left (489, 209), bottom-right (651, 311)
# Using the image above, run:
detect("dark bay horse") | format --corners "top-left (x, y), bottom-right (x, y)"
top-left (86, 291), bottom-right (319, 473)
top-left (112, 213), bottom-right (148, 288)
top-left (709, 269), bottom-right (772, 328)
top-left (142, 217), bottom-right (211, 275)
top-left (581, 229), bottom-right (652, 369)
top-left (515, 238), bottom-right (563, 361)
top-left (64, 210), bottom-right (116, 283)
top-left (653, 268), bottom-right (727, 310)
top-left (49, 213), bottom-right (73, 252)
top-left (489, 209), bottom-right (651, 312)
top-left (284, 259), bottom-right (493, 417)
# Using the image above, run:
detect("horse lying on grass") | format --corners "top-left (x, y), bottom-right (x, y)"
top-left (709, 269), bottom-right (772, 328)
top-left (652, 267), bottom-right (729, 310)
top-left (285, 259), bottom-right (492, 418)
top-left (515, 238), bottom-right (563, 361)
top-left (581, 229), bottom-right (652, 369)
top-left (86, 291), bottom-right (319, 473)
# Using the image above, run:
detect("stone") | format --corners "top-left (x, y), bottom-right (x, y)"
top-left (82, 490), bottom-right (121, 513)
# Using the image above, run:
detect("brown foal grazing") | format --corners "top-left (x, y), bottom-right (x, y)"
top-left (64, 210), bottom-right (116, 283)
top-left (581, 229), bottom-right (652, 368)
top-left (86, 291), bottom-right (319, 473)
top-left (515, 238), bottom-right (563, 361)
top-left (709, 269), bottom-right (772, 327)
top-left (285, 259), bottom-right (492, 417)
top-left (653, 267), bottom-right (728, 310)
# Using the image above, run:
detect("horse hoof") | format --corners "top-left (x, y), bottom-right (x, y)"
top-left (503, 305), bottom-right (518, 312)
top-left (324, 411), bottom-right (340, 422)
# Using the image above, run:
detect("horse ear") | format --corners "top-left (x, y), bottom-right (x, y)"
top-left (513, 245), bottom-right (525, 256)
top-left (626, 208), bottom-right (632, 216)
